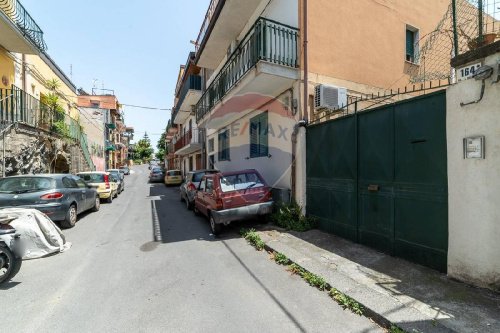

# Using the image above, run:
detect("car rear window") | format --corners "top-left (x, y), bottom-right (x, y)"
top-left (167, 171), bottom-right (181, 176)
top-left (78, 173), bottom-right (105, 183)
top-left (0, 177), bottom-right (56, 193)
top-left (152, 169), bottom-right (163, 174)
top-left (219, 172), bottom-right (265, 193)
top-left (193, 171), bottom-right (217, 182)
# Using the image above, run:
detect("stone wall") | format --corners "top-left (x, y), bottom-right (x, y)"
top-left (0, 123), bottom-right (92, 176)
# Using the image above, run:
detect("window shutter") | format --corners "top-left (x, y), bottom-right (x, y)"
top-left (250, 118), bottom-right (259, 158)
top-left (260, 113), bottom-right (268, 156)
top-left (406, 30), bottom-right (414, 59)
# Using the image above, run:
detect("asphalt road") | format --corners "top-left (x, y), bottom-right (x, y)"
top-left (0, 165), bottom-right (382, 333)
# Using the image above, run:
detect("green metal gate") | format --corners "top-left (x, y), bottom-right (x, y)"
top-left (307, 91), bottom-right (448, 272)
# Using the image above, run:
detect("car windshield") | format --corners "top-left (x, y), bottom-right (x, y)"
top-left (0, 177), bottom-right (56, 193)
top-left (219, 172), bottom-right (265, 192)
top-left (78, 173), bottom-right (105, 183)
top-left (167, 171), bottom-right (181, 176)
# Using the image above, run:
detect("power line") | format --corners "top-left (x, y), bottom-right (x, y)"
top-left (121, 104), bottom-right (172, 111)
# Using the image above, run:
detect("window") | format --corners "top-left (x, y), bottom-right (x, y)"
top-left (208, 155), bottom-right (215, 169)
top-left (250, 112), bottom-right (268, 158)
top-left (206, 178), bottom-right (214, 192)
top-left (62, 177), bottom-right (78, 189)
top-left (218, 129), bottom-right (230, 161)
top-left (219, 172), bottom-right (265, 193)
top-left (199, 178), bottom-right (206, 191)
top-left (208, 138), bottom-right (214, 153)
top-left (405, 26), bottom-right (419, 63)
top-left (74, 178), bottom-right (88, 188)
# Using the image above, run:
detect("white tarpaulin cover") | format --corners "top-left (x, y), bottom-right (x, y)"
top-left (0, 208), bottom-right (71, 259)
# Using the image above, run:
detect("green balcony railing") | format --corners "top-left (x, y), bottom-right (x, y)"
top-left (0, 0), bottom-right (48, 51)
top-left (0, 85), bottom-right (95, 170)
top-left (195, 17), bottom-right (298, 122)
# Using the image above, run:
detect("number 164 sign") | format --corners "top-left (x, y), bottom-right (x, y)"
top-left (457, 62), bottom-right (482, 81)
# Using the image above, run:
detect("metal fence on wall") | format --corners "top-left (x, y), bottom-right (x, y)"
top-left (0, 85), bottom-right (95, 171)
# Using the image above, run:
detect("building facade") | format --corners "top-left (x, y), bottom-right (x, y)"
top-left (189, 0), bottom-right (451, 205)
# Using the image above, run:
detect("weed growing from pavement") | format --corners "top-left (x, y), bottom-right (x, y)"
top-left (240, 228), bottom-right (265, 251)
top-left (329, 288), bottom-right (364, 315)
top-left (271, 201), bottom-right (318, 232)
top-left (273, 252), bottom-right (290, 265)
top-left (389, 325), bottom-right (407, 333)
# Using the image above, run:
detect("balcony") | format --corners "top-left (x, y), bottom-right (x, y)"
top-left (196, 17), bottom-right (299, 124)
top-left (174, 128), bottom-right (203, 156)
top-left (196, 0), bottom-right (262, 68)
top-left (0, 0), bottom-right (47, 53)
top-left (172, 75), bottom-right (202, 125)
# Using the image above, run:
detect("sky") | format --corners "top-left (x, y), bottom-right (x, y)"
top-left (22, 0), bottom-right (209, 149)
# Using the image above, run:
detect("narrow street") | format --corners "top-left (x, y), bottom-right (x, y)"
top-left (0, 165), bottom-right (381, 333)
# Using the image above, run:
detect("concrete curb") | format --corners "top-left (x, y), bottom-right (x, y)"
top-left (255, 231), bottom-right (455, 333)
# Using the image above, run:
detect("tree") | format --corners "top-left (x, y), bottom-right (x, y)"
top-left (155, 132), bottom-right (167, 161)
top-left (134, 132), bottom-right (154, 161)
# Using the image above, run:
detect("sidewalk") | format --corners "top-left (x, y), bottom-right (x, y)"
top-left (257, 228), bottom-right (500, 333)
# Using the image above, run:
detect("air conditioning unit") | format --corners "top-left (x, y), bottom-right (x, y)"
top-left (314, 85), bottom-right (347, 110)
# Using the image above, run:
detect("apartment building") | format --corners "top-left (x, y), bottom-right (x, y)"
top-left (0, 0), bottom-right (95, 173)
top-left (170, 52), bottom-right (204, 176)
top-left (77, 92), bottom-right (128, 169)
top-left (191, 0), bottom-right (451, 203)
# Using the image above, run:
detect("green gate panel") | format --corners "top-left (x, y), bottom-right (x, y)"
top-left (306, 91), bottom-right (448, 273)
top-left (358, 107), bottom-right (395, 254)
top-left (394, 92), bottom-right (448, 272)
top-left (307, 116), bottom-right (357, 241)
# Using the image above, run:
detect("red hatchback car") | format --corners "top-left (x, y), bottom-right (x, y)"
top-left (194, 169), bottom-right (274, 235)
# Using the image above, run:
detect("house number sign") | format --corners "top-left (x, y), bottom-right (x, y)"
top-left (463, 136), bottom-right (485, 159)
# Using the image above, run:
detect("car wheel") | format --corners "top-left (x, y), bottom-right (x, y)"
top-left (92, 197), bottom-right (101, 212)
top-left (61, 204), bottom-right (77, 228)
top-left (106, 194), bottom-right (113, 203)
top-left (114, 190), bottom-right (118, 198)
top-left (209, 215), bottom-right (222, 235)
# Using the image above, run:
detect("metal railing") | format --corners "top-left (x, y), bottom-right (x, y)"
top-left (195, 0), bottom-right (223, 52)
top-left (0, 85), bottom-right (95, 170)
top-left (195, 17), bottom-right (299, 122)
top-left (452, 0), bottom-right (499, 56)
top-left (172, 75), bottom-right (202, 122)
top-left (0, 0), bottom-right (47, 51)
top-left (174, 128), bottom-right (202, 151)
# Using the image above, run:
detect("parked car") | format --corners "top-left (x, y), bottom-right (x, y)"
top-left (77, 171), bottom-right (118, 203)
top-left (107, 169), bottom-right (125, 193)
top-left (164, 170), bottom-right (183, 186)
top-left (194, 169), bottom-right (273, 235)
top-left (180, 169), bottom-right (218, 210)
top-left (119, 166), bottom-right (130, 175)
top-left (149, 168), bottom-right (164, 183)
top-left (0, 174), bottom-right (100, 228)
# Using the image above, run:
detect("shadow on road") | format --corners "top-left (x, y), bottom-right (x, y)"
top-left (149, 183), bottom-right (267, 244)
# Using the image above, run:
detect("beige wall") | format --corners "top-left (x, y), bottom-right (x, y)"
top-left (0, 48), bottom-right (14, 88)
top-left (304, 0), bottom-right (450, 91)
top-left (446, 52), bottom-right (500, 291)
top-left (19, 54), bottom-right (78, 118)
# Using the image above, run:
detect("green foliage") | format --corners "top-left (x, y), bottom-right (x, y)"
top-left (133, 159), bottom-right (143, 165)
top-left (389, 325), bottom-right (407, 333)
top-left (52, 120), bottom-right (70, 137)
top-left (271, 200), bottom-right (317, 232)
top-left (240, 228), bottom-right (265, 251)
top-left (134, 133), bottom-right (154, 161)
top-left (329, 288), bottom-right (364, 315)
top-left (303, 271), bottom-right (328, 290)
top-left (273, 252), bottom-right (289, 265)
top-left (46, 79), bottom-right (60, 91)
